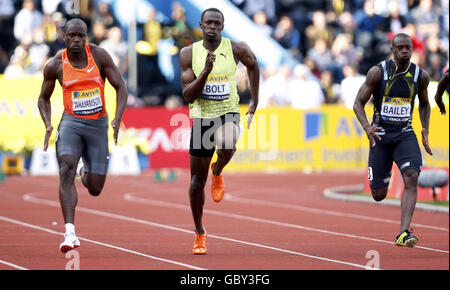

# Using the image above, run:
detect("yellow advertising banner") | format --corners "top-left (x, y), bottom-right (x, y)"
top-left (228, 104), bottom-right (449, 171)
top-left (0, 76), bottom-right (448, 171)
top-left (0, 76), bottom-right (117, 153)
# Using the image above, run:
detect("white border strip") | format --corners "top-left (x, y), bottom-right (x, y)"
top-left (414, 64), bottom-right (420, 83)
top-left (123, 194), bottom-right (449, 254)
top-left (225, 193), bottom-right (448, 232)
top-left (381, 60), bottom-right (388, 80)
top-left (0, 215), bottom-right (205, 270)
top-left (323, 185), bottom-right (449, 214)
top-left (0, 259), bottom-right (29, 270)
top-left (23, 194), bottom-right (377, 269)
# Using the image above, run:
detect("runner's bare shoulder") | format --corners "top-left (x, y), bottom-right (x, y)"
top-left (43, 50), bottom-right (63, 79)
top-left (88, 43), bottom-right (109, 65)
top-left (180, 44), bottom-right (193, 66)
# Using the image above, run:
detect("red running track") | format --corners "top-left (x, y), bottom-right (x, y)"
top-left (0, 170), bottom-right (448, 270)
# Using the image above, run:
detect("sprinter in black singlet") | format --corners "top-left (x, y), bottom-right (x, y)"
top-left (353, 33), bottom-right (432, 248)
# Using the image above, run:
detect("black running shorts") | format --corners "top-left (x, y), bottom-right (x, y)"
top-left (368, 129), bottom-right (422, 189)
top-left (56, 113), bottom-right (109, 175)
top-left (189, 113), bottom-right (240, 158)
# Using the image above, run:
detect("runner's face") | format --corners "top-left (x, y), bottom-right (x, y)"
top-left (200, 11), bottom-right (223, 42)
top-left (392, 37), bottom-right (412, 64)
top-left (65, 25), bottom-right (87, 53)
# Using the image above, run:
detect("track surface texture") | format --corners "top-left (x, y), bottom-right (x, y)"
top-left (0, 170), bottom-right (448, 270)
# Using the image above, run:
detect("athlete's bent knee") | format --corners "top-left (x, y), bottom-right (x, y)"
top-left (216, 148), bottom-right (235, 159)
top-left (190, 176), bottom-right (206, 192)
top-left (88, 186), bottom-right (103, 196)
top-left (59, 161), bottom-right (76, 181)
top-left (371, 188), bottom-right (388, 202)
top-left (59, 163), bottom-right (71, 175)
top-left (402, 169), bottom-right (419, 189)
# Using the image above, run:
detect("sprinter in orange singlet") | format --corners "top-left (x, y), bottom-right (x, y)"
top-left (37, 18), bottom-right (128, 253)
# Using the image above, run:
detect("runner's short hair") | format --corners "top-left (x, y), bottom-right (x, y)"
top-left (392, 33), bottom-right (412, 46)
top-left (201, 8), bottom-right (224, 23)
top-left (64, 18), bottom-right (88, 34)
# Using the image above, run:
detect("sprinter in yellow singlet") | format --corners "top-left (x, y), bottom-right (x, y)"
top-left (180, 7), bottom-right (260, 255)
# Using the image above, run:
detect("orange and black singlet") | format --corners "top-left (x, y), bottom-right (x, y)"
top-left (61, 44), bottom-right (107, 119)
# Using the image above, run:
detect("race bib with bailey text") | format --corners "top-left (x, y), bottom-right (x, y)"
top-left (380, 96), bottom-right (411, 122)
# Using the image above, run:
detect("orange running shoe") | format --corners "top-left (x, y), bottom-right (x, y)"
top-left (210, 162), bottom-right (225, 202)
top-left (192, 229), bottom-right (207, 255)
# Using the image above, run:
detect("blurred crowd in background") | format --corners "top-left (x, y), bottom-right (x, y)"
top-left (0, 0), bottom-right (448, 109)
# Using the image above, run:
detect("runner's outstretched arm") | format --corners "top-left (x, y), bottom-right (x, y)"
top-left (353, 66), bottom-right (382, 147)
top-left (417, 69), bottom-right (432, 156)
top-left (37, 57), bottom-right (58, 151)
top-left (97, 47), bottom-right (128, 145)
top-left (233, 41), bottom-right (259, 129)
top-left (434, 70), bottom-right (448, 115)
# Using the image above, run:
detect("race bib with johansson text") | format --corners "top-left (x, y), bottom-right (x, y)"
top-left (201, 74), bottom-right (230, 101)
top-left (380, 96), bottom-right (411, 122)
top-left (72, 87), bottom-right (103, 115)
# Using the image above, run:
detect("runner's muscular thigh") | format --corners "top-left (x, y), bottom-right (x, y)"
top-left (215, 122), bottom-right (240, 150)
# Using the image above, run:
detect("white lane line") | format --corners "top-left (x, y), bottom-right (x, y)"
top-left (225, 194), bottom-right (449, 232)
top-left (0, 260), bottom-right (29, 270)
top-left (124, 193), bottom-right (449, 254)
top-left (0, 215), bottom-right (205, 270)
top-left (23, 193), bottom-right (377, 270)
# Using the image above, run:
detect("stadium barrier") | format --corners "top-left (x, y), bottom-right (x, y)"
top-left (363, 166), bottom-right (449, 202)
top-left (0, 76), bottom-right (448, 174)
top-left (120, 104), bottom-right (448, 172)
